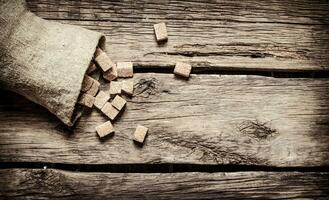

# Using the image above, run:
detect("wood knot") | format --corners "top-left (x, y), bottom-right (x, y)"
top-left (237, 120), bottom-right (277, 140)
top-left (24, 169), bottom-right (72, 193)
top-left (134, 78), bottom-right (159, 98)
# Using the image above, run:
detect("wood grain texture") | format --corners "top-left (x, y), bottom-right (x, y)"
top-left (1, 74), bottom-right (329, 166)
top-left (0, 169), bottom-right (329, 199)
top-left (25, 0), bottom-right (329, 72)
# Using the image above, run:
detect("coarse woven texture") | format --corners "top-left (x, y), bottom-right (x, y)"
top-left (0, 0), bottom-right (105, 126)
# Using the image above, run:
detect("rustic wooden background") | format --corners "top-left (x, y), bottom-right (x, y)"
top-left (1, 0), bottom-right (329, 199)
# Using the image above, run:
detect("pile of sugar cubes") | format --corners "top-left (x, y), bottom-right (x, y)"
top-left (78, 22), bottom-right (191, 146)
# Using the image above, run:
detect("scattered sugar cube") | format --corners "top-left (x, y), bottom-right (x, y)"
top-left (85, 79), bottom-right (100, 96)
top-left (96, 121), bottom-right (114, 138)
top-left (122, 80), bottom-right (134, 96)
top-left (111, 95), bottom-right (126, 111)
top-left (101, 102), bottom-right (120, 120)
top-left (174, 62), bottom-right (192, 78)
top-left (94, 90), bottom-right (110, 109)
top-left (109, 81), bottom-right (122, 97)
top-left (133, 125), bottom-right (148, 144)
top-left (103, 64), bottom-right (118, 81)
top-left (87, 62), bottom-right (97, 74)
top-left (78, 93), bottom-right (95, 108)
top-left (117, 62), bottom-right (133, 78)
top-left (154, 22), bottom-right (168, 42)
top-left (81, 75), bottom-right (94, 92)
top-left (95, 49), bottom-right (115, 72)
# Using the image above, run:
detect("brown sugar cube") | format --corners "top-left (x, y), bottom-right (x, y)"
top-left (174, 62), bottom-right (192, 78)
top-left (95, 50), bottom-right (115, 72)
top-left (133, 125), bottom-right (148, 144)
top-left (95, 121), bottom-right (114, 138)
top-left (85, 79), bottom-right (100, 96)
top-left (101, 102), bottom-right (120, 120)
top-left (153, 22), bottom-right (168, 42)
top-left (94, 90), bottom-right (110, 109)
top-left (90, 70), bottom-right (101, 81)
top-left (117, 62), bottom-right (133, 78)
top-left (122, 80), bottom-right (134, 96)
top-left (78, 93), bottom-right (95, 108)
top-left (111, 95), bottom-right (126, 111)
top-left (103, 64), bottom-right (118, 81)
top-left (81, 75), bottom-right (94, 92)
top-left (86, 62), bottom-right (97, 74)
top-left (109, 81), bottom-right (122, 97)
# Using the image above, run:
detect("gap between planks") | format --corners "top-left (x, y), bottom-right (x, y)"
top-left (1, 162), bottom-right (329, 173)
top-left (134, 67), bottom-right (329, 78)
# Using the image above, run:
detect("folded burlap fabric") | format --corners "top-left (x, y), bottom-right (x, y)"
top-left (0, 0), bottom-right (105, 126)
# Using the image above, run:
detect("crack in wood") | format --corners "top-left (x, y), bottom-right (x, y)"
top-left (143, 51), bottom-right (276, 58)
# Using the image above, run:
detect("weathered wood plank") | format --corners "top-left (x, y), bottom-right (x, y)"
top-left (25, 0), bottom-right (329, 72)
top-left (1, 74), bottom-right (329, 166)
top-left (26, 0), bottom-right (329, 24)
top-left (0, 169), bottom-right (329, 199)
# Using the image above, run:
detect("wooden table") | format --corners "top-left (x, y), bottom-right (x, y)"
top-left (1, 0), bottom-right (329, 199)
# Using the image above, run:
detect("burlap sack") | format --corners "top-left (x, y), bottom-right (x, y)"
top-left (0, 0), bottom-right (105, 126)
